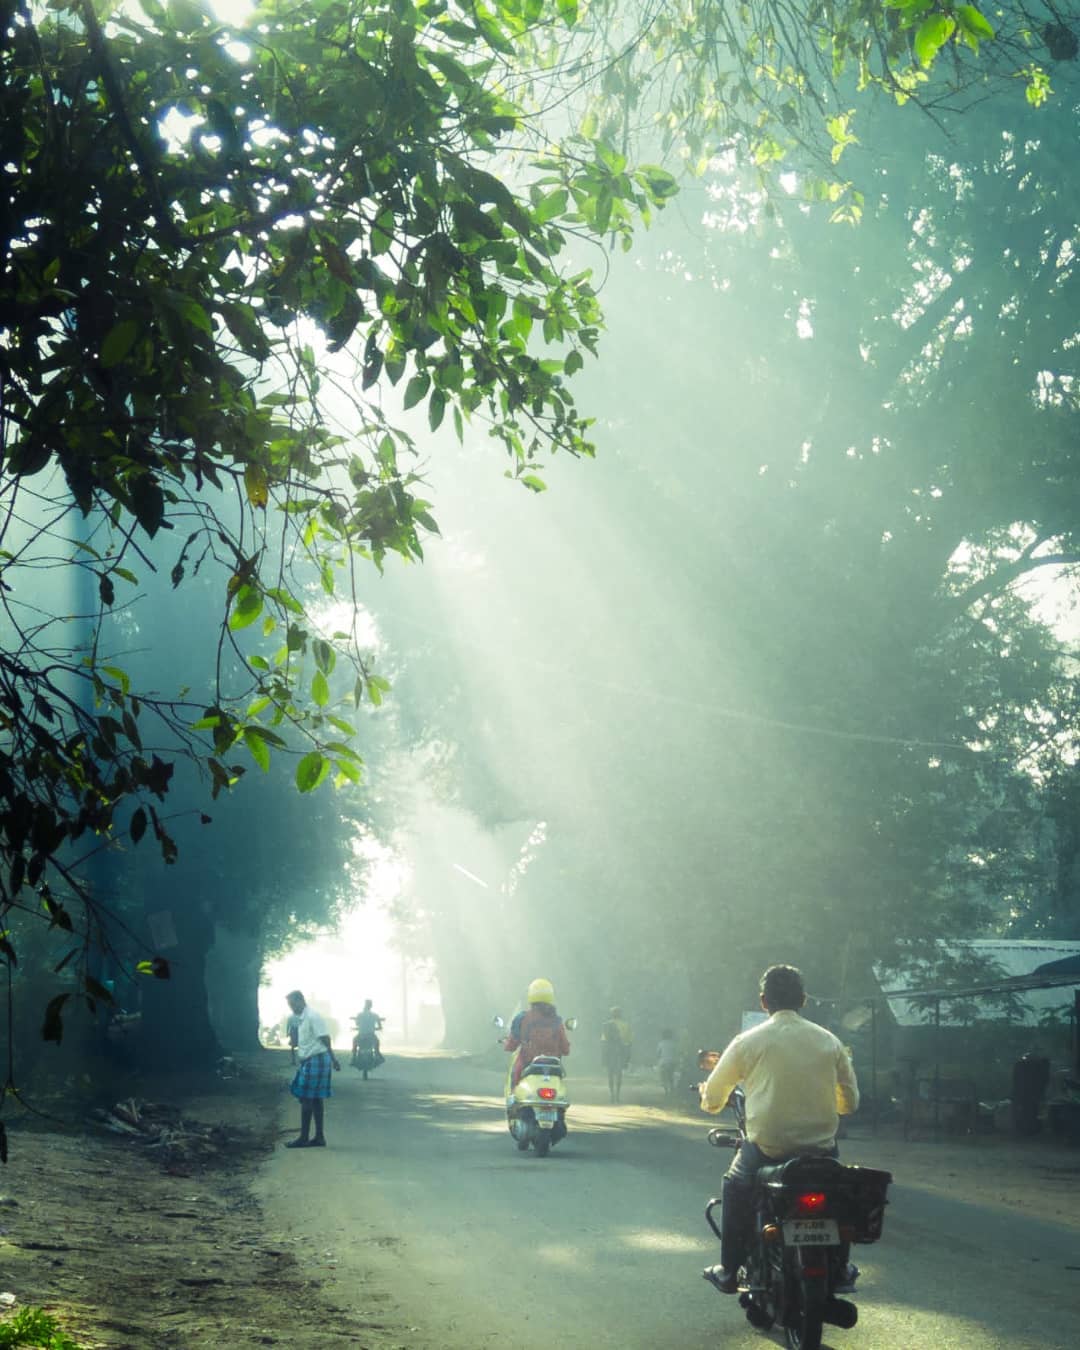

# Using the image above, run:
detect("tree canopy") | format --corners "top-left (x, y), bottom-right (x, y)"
top-left (2, 0), bottom-right (1079, 1087)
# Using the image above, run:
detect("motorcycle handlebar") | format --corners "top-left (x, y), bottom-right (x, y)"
top-left (707, 1127), bottom-right (741, 1149)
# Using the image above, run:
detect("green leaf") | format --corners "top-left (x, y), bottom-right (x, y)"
top-left (130, 473), bottom-right (165, 536)
top-left (221, 302), bottom-right (272, 359)
top-left (100, 320), bottom-right (139, 369)
top-left (334, 758), bottom-right (363, 785)
top-left (136, 956), bottom-right (170, 979)
top-left (244, 726), bottom-right (271, 772)
top-left (371, 207), bottom-right (395, 255)
top-left (176, 295), bottom-right (213, 334)
top-left (296, 751), bottom-right (329, 793)
top-left (913, 14), bottom-right (956, 66)
top-left (101, 665), bottom-right (130, 695)
top-left (244, 463), bottom-right (269, 509)
top-left (535, 189), bottom-right (568, 224)
top-left (429, 388), bottom-right (447, 431)
top-left (313, 639), bottom-right (335, 675)
top-left (956, 5), bottom-right (994, 40)
top-left (229, 584), bottom-right (264, 631)
top-left (639, 165), bottom-right (679, 201)
top-left (404, 372), bottom-right (431, 410)
top-left (312, 669), bottom-right (331, 708)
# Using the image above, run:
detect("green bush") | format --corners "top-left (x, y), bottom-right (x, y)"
top-left (0, 1308), bottom-right (83, 1350)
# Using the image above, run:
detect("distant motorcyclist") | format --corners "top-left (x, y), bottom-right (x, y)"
top-left (351, 999), bottom-right (385, 1067)
top-left (699, 964), bottom-right (859, 1294)
top-left (503, 978), bottom-right (571, 1088)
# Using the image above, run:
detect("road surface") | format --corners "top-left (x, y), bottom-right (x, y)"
top-left (256, 1053), bottom-right (1080, 1348)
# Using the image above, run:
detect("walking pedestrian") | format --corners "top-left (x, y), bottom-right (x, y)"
top-left (601, 1006), bottom-right (633, 1103)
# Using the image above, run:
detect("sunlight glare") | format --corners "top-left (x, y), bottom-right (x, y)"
top-left (208, 0), bottom-right (255, 24)
top-left (259, 843), bottom-right (443, 1047)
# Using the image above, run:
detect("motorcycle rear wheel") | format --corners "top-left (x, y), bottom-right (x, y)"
top-left (784, 1278), bottom-right (825, 1350)
top-left (533, 1131), bottom-right (551, 1157)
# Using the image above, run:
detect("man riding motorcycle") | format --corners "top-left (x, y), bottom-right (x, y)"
top-left (351, 999), bottom-right (385, 1067)
top-left (699, 964), bottom-right (860, 1294)
top-left (502, 977), bottom-right (571, 1087)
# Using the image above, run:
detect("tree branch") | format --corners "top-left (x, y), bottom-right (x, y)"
top-left (952, 550), bottom-right (1080, 613)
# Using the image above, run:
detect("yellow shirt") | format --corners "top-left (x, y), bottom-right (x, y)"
top-left (602, 1018), bottom-right (632, 1047)
top-left (701, 1009), bottom-right (859, 1158)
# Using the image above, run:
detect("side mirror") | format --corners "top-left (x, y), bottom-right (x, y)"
top-left (565, 1016), bottom-right (578, 1031)
top-left (697, 1048), bottom-right (721, 1073)
top-left (492, 1015), bottom-right (505, 1030)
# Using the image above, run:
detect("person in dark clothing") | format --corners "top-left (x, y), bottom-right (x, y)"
top-left (601, 1006), bottom-right (632, 1103)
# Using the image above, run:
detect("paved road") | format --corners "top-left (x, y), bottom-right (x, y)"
top-left (258, 1054), bottom-right (1080, 1348)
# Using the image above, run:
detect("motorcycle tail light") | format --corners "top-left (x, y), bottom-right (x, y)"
top-left (538, 1086), bottom-right (557, 1100)
top-left (793, 1191), bottom-right (827, 1216)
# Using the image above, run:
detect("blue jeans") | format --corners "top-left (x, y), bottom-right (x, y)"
top-left (720, 1140), bottom-right (838, 1273)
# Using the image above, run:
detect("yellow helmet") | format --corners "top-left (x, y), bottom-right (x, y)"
top-left (527, 977), bottom-right (555, 1005)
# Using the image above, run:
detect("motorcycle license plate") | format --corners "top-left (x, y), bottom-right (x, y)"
top-left (536, 1108), bottom-right (559, 1124)
top-left (782, 1219), bottom-right (840, 1246)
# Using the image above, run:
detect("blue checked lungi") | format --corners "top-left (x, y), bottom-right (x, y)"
top-left (290, 1051), bottom-right (333, 1100)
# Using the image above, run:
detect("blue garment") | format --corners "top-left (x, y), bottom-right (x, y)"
top-left (291, 1050), bottom-right (333, 1100)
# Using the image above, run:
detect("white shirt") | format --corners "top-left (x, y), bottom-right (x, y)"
top-left (702, 1009), bottom-right (859, 1157)
top-left (295, 1005), bottom-right (329, 1062)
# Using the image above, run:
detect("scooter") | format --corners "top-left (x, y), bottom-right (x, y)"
top-left (702, 1078), bottom-right (892, 1350)
top-left (494, 1015), bottom-right (576, 1157)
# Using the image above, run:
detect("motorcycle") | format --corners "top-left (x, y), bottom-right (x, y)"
top-left (351, 1017), bottom-right (386, 1079)
top-left (494, 1015), bottom-right (577, 1157)
top-left (703, 1077), bottom-right (892, 1350)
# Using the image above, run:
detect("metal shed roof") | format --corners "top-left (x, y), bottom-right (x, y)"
top-left (873, 939), bottom-right (1080, 1026)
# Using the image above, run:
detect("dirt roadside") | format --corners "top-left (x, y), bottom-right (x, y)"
top-left (1, 1053), bottom-right (1078, 1348)
top-left (0, 1052), bottom-right (412, 1349)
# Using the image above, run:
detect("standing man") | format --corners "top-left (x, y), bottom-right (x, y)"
top-left (699, 964), bottom-right (859, 1293)
top-left (285, 989), bottom-right (340, 1149)
top-left (600, 1006), bottom-right (633, 1104)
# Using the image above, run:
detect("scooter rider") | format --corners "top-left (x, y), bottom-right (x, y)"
top-left (503, 978), bottom-right (571, 1087)
top-left (699, 964), bottom-right (860, 1294)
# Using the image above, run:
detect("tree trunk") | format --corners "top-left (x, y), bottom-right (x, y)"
top-left (135, 890), bottom-right (220, 1071)
top-left (205, 925), bottom-right (262, 1052)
